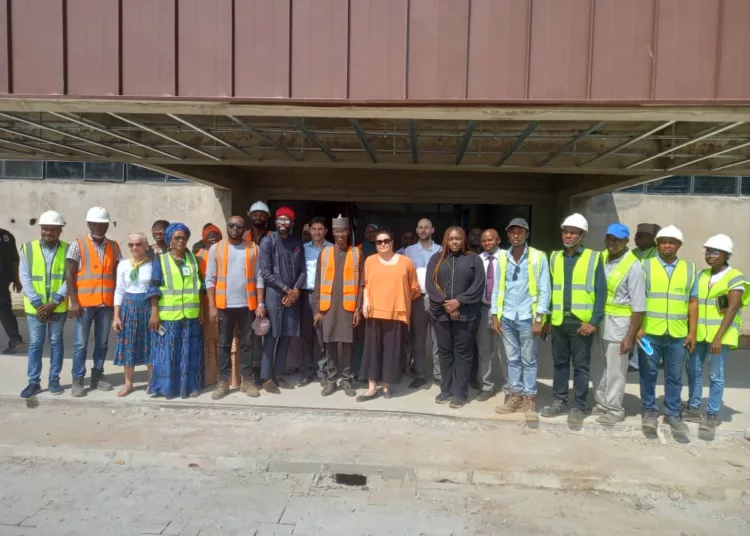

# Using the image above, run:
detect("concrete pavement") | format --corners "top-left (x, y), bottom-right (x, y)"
top-left (2, 316), bottom-right (750, 434)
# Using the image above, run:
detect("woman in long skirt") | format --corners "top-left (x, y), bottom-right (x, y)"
top-left (147, 223), bottom-right (205, 399)
top-left (358, 228), bottom-right (420, 401)
top-left (112, 232), bottom-right (153, 397)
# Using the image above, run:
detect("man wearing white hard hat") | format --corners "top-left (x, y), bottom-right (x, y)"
top-left (636, 224), bottom-right (697, 436)
top-left (244, 201), bottom-right (272, 376)
top-left (65, 207), bottom-right (123, 397)
top-left (18, 211), bottom-right (69, 399)
top-left (684, 234), bottom-right (750, 431)
top-left (542, 213), bottom-right (606, 426)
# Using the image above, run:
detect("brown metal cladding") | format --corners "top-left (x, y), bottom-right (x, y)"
top-left (528, 0), bottom-right (593, 100)
top-left (291, 0), bottom-right (349, 99)
top-left (467, 0), bottom-right (531, 100)
top-left (0, 2), bottom-right (8, 93)
top-left (590, 0), bottom-right (655, 101)
top-left (717, 0), bottom-right (750, 100)
top-left (407, 0), bottom-right (470, 99)
top-left (178, 0), bottom-right (232, 98)
top-left (66, 0), bottom-right (119, 96)
top-left (11, 0), bottom-right (64, 95)
top-left (121, 0), bottom-right (176, 96)
top-left (234, 0), bottom-right (290, 98)
top-left (349, 0), bottom-right (408, 100)
top-left (655, 0), bottom-right (720, 100)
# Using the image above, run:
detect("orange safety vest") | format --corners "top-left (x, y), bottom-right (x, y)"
top-left (319, 245), bottom-right (360, 313)
top-left (76, 236), bottom-right (119, 307)
top-left (244, 229), bottom-right (271, 247)
top-left (196, 248), bottom-right (209, 277)
top-left (214, 240), bottom-right (259, 310)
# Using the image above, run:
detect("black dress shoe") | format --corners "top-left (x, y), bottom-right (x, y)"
top-left (321, 383), bottom-right (337, 397)
top-left (469, 380), bottom-right (482, 391)
top-left (356, 392), bottom-right (379, 402)
top-left (382, 390), bottom-right (393, 399)
top-left (296, 376), bottom-right (314, 388)
top-left (408, 378), bottom-right (427, 389)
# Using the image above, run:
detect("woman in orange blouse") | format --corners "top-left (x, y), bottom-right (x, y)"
top-left (358, 229), bottom-right (421, 401)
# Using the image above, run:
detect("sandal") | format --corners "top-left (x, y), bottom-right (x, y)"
top-left (117, 384), bottom-right (134, 398)
top-left (356, 391), bottom-right (379, 403)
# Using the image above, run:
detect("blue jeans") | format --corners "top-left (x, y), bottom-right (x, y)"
top-left (502, 317), bottom-right (538, 396)
top-left (638, 334), bottom-right (686, 416)
top-left (687, 342), bottom-right (729, 416)
top-left (72, 307), bottom-right (113, 379)
top-left (27, 313), bottom-right (66, 384)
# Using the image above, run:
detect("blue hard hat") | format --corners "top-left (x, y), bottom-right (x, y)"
top-left (605, 223), bottom-right (630, 239)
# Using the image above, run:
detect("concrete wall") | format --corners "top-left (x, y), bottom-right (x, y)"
top-left (1, 180), bottom-right (231, 250)
top-left (574, 192), bottom-right (750, 333)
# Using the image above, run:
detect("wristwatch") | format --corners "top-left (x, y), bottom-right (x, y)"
top-left (535, 314), bottom-right (543, 323)
top-left (258, 303), bottom-right (266, 308)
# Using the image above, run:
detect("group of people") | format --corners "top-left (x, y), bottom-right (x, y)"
top-left (6, 202), bottom-right (749, 433)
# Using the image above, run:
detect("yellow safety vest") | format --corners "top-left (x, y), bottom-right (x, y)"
top-left (642, 257), bottom-right (695, 338)
top-left (696, 268), bottom-right (750, 349)
top-left (633, 246), bottom-right (657, 260)
top-left (495, 247), bottom-right (546, 322)
top-left (550, 248), bottom-right (599, 326)
top-left (21, 240), bottom-right (68, 315)
top-left (602, 250), bottom-right (638, 317)
top-left (158, 252), bottom-right (201, 321)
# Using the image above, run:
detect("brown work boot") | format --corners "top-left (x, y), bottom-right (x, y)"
top-left (211, 381), bottom-right (230, 400)
top-left (523, 395), bottom-right (539, 422)
top-left (495, 392), bottom-right (524, 414)
top-left (263, 380), bottom-right (281, 394)
top-left (242, 379), bottom-right (260, 398)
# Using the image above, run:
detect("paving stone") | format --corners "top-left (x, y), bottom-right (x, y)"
top-left (256, 522), bottom-right (295, 535)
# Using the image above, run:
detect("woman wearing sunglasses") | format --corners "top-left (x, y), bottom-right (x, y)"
top-left (358, 229), bottom-right (420, 401)
top-left (426, 227), bottom-right (485, 408)
top-left (111, 232), bottom-right (153, 397)
top-left (684, 234), bottom-right (750, 431)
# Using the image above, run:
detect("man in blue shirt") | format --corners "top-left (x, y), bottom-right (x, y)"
top-left (298, 216), bottom-right (333, 386)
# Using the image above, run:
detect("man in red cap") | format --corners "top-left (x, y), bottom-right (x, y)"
top-left (258, 206), bottom-right (306, 393)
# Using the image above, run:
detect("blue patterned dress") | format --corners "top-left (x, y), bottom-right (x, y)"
top-left (146, 253), bottom-right (205, 398)
top-left (113, 260), bottom-right (152, 367)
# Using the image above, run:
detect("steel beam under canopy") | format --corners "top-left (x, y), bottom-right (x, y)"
top-left (349, 119), bottom-right (378, 164)
top-left (0, 137), bottom-right (69, 158)
top-left (227, 116), bottom-right (300, 161)
top-left (167, 114), bottom-right (256, 159)
top-left (0, 126), bottom-right (102, 158)
top-left (537, 122), bottom-right (605, 167)
top-left (712, 156), bottom-right (750, 172)
top-left (288, 118), bottom-right (338, 162)
top-left (409, 120), bottom-right (419, 165)
top-left (454, 121), bottom-right (476, 166)
top-left (493, 122), bottom-right (539, 167)
top-left (580, 121), bottom-right (675, 167)
top-left (667, 140), bottom-right (750, 172)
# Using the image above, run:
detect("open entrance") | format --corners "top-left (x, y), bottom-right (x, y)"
top-left (266, 200), bottom-right (532, 247)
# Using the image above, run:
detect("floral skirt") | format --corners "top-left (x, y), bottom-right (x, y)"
top-left (113, 293), bottom-right (151, 367)
top-left (148, 318), bottom-right (204, 398)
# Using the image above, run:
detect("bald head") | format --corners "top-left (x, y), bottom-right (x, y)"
top-left (481, 229), bottom-right (500, 253)
top-left (415, 218), bottom-right (434, 242)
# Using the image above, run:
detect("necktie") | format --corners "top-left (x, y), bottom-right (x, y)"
top-left (486, 255), bottom-right (494, 302)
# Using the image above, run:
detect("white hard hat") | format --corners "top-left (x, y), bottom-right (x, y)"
top-left (561, 213), bottom-right (589, 233)
top-left (86, 207), bottom-right (111, 223)
top-left (38, 210), bottom-right (65, 227)
top-left (248, 201), bottom-right (270, 214)
top-left (703, 233), bottom-right (734, 255)
top-left (655, 224), bottom-right (683, 243)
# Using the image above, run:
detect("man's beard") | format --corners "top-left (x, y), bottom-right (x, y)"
top-left (252, 220), bottom-right (267, 229)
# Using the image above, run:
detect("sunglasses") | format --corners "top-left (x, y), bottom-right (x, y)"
top-left (171, 236), bottom-right (187, 243)
top-left (376, 239), bottom-right (392, 246)
top-left (512, 265), bottom-right (520, 281)
top-left (227, 223), bottom-right (244, 229)
top-left (127, 242), bottom-right (146, 248)
top-left (705, 248), bottom-right (722, 256)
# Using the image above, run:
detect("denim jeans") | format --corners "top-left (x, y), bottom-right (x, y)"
top-left (27, 313), bottom-right (66, 384)
top-left (638, 334), bottom-right (686, 416)
top-left (502, 317), bottom-right (538, 396)
top-left (72, 307), bottom-right (113, 378)
top-left (687, 342), bottom-right (729, 416)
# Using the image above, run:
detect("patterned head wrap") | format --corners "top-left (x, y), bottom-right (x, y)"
top-left (164, 222), bottom-right (191, 245)
top-left (202, 224), bottom-right (222, 243)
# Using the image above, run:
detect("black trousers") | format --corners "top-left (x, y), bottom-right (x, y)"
top-left (299, 290), bottom-right (326, 379)
top-left (219, 307), bottom-right (255, 382)
top-left (325, 342), bottom-right (353, 384)
top-left (0, 283), bottom-right (21, 345)
top-left (551, 316), bottom-right (593, 410)
top-left (433, 320), bottom-right (480, 402)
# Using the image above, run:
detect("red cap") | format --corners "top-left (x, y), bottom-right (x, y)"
top-left (276, 206), bottom-right (295, 220)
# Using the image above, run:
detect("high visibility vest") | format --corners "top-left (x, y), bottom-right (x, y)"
top-left (244, 229), bottom-right (270, 247)
top-left (21, 240), bottom-right (68, 314)
top-left (633, 246), bottom-right (657, 260)
top-left (550, 248), bottom-right (599, 326)
top-left (495, 247), bottom-right (545, 321)
top-left (602, 250), bottom-right (638, 317)
top-left (213, 240), bottom-right (259, 310)
top-left (319, 246), bottom-right (360, 313)
top-left (158, 252), bottom-right (201, 321)
top-left (642, 257), bottom-right (695, 338)
top-left (696, 268), bottom-right (750, 349)
top-left (76, 236), bottom-right (119, 308)
top-left (196, 248), bottom-right (209, 277)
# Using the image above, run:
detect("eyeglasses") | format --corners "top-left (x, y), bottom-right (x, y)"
top-left (376, 239), bottom-right (392, 246)
top-left (705, 248), bottom-right (722, 256)
top-left (227, 223), bottom-right (244, 229)
top-left (171, 236), bottom-right (187, 243)
top-left (276, 217), bottom-right (292, 224)
top-left (127, 242), bottom-right (146, 248)
top-left (512, 265), bottom-right (520, 281)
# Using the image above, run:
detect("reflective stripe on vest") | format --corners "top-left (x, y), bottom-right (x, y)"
top-left (22, 240), bottom-right (68, 314)
top-left (213, 240), bottom-right (258, 310)
top-left (633, 246), bottom-right (657, 260)
top-left (319, 246), bottom-right (360, 313)
top-left (550, 248), bottom-right (599, 326)
top-left (695, 268), bottom-right (750, 349)
top-left (76, 236), bottom-right (118, 307)
top-left (602, 250), bottom-right (638, 317)
top-left (158, 252), bottom-right (201, 321)
top-left (495, 247), bottom-right (544, 320)
top-left (642, 257), bottom-right (695, 338)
